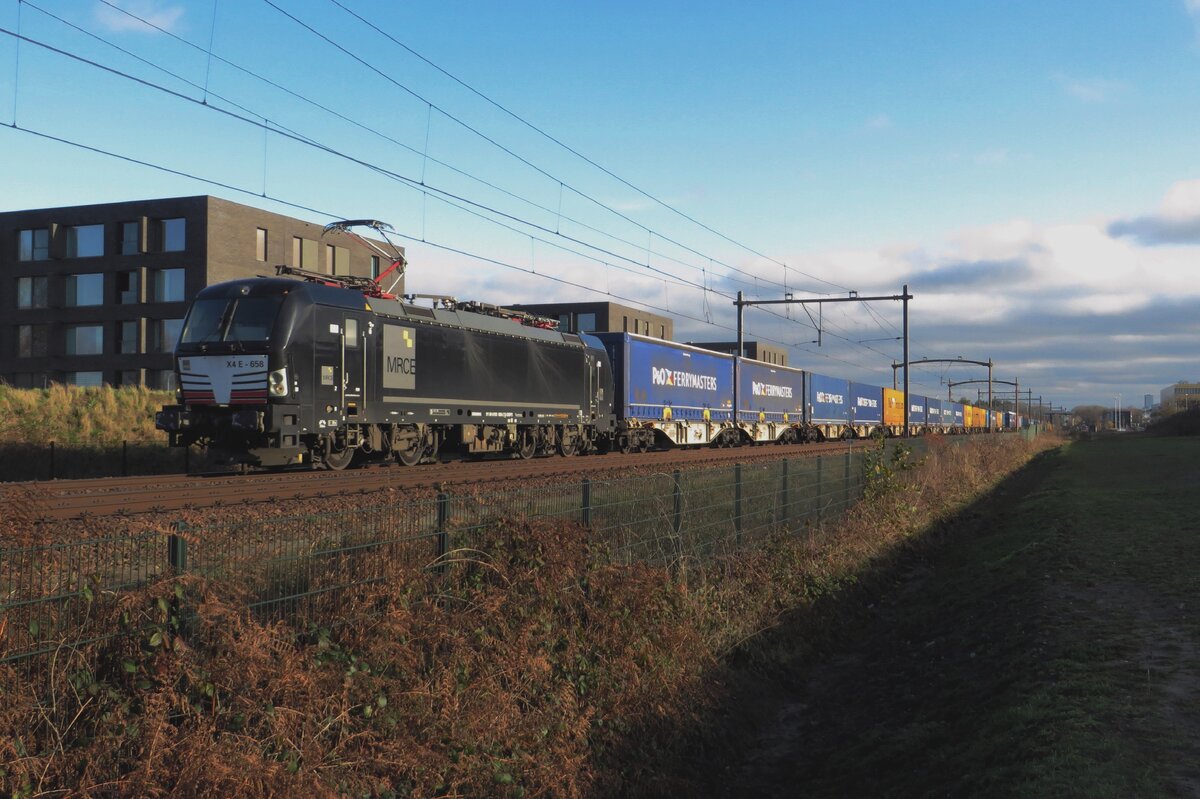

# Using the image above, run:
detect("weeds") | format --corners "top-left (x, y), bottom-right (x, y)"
top-left (0, 435), bottom-right (1050, 797)
top-left (0, 385), bottom-right (173, 446)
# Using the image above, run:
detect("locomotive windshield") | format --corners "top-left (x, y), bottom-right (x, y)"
top-left (180, 295), bottom-right (284, 345)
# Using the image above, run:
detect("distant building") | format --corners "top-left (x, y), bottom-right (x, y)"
top-left (687, 340), bottom-right (789, 366)
top-left (1, 196), bottom-right (399, 389)
top-left (1144, 393), bottom-right (1153, 410)
top-left (1160, 381), bottom-right (1200, 412)
top-left (506, 301), bottom-right (673, 340)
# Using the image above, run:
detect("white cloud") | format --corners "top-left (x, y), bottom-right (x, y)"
top-left (1157, 178), bottom-right (1200, 217)
top-left (1054, 73), bottom-right (1129, 102)
top-left (94, 1), bottom-right (185, 34)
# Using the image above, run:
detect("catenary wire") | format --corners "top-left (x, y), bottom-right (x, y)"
top-left (1, 24), bottom-right (944, 385)
top-left (80, 0), bottom-right (788, 301)
top-left (3, 18), bottom-right (850, 350)
top-left (323, 0), bottom-right (850, 293)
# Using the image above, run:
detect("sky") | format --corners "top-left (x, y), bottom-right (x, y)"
top-left (1, 0), bottom-right (1199, 409)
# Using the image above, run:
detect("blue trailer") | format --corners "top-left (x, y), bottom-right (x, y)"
top-left (926, 398), bottom-right (945, 432)
top-left (908, 395), bottom-right (928, 432)
top-left (737, 359), bottom-right (806, 442)
top-left (593, 333), bottom-right (734, 447)
top-left (807, 372), bottom-right (852, 439)
top-left (849, 382), bottom-right (884, 436)
top-left (951, 402), bottom-right (965, 431)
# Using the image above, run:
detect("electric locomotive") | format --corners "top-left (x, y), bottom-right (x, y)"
top-left (155, 273), bottom-right (616, 469)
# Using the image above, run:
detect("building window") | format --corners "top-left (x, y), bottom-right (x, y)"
top-left (10, 372), bottom-right (48, 388)
top-left (558, 313), bottom-right (572, 331)
top-left (66, 224), bottom-right (104, 258)
top-left (65, 273), bottom-right (105, 307)
top-left (17, 324), bottom-right (49, 358)
top-left (118, 270), bottom-right (140, 304)
top-left (161, 218), bottom-right (186, 252)
top-left (16, 276), bottom-right (48, 309)
top-left (150, 268), bottom-right (185, 302)
top-left (148, 318), bottom-right (183, 353)
top-left (326, 245), bottom-right (349, 275)
top-left (65, 371), bottom-right (104, 387)
top-left (370, 255), bottom-right (381, 278)
top-left (121, 221), bottom-right (141, 255)
top-left (577, 312), bottom-right (597, 333)
top-left (117, 370), bottom-right (142, 386)
top-left (659, 324), bottom-right (666, 339)
top-left (622, 316), bottom-right (628, 332)
top-left (293, 236), bottom-right (317, 268)
top-left (118, 320), bottom-right (139, 354)
top-left (65, 324), bottom-right (104, 356)
top-left (18, 228), bottom-right (50, 261)
top-left (148, 369), bottom-right (177, 391)
top-left (256, 227), bottom-right (267, 261)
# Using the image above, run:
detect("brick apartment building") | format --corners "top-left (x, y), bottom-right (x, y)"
top-left (0, 196), bottom-right (401, 389)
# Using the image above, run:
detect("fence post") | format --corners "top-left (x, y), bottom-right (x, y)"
top-left (844, 447), bottom-right (852, 512)
top-left (435, 492), bottom-right (450, 573)
top-left (781, 458), bottom-right (790, 527)
top-left (581, 478), bottom-right (592, 527)
top-left (816, 455), bottom-right (823, 525)
top-left (49, 441), bottom-right (55, 480)
top-left (122, 440), bottom-right (128, 477)
top-left (168, 520), bottom-right (188, 573)
top-left (734, 463), bottom-right (743, 546)
top-left (167, 520), bottom-right (190, 639)
top-left (672, 470), bottom-right (682, 534)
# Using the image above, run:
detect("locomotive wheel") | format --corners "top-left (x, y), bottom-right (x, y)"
top-left (558, 434), bottom-right (579, 457)
top-left (395, 441), bottom-right (423, 467)
top-left (324, 444), bottom-right (355, 471)
top-left (618, 437), bottom-right (633, 454)
top-left (517, 431), bottom-right (537, 460)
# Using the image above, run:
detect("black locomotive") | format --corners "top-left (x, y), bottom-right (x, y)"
top-left (155, 273), bottom-right (615, 469)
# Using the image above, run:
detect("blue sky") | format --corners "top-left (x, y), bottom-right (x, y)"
top-left (2, 0), bottom-right (1199, 409)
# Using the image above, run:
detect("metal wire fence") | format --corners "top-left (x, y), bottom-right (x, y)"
top-left (1, 438), bottom-right (931, 666)
top-left (0, 440), bottom-right (206, 482)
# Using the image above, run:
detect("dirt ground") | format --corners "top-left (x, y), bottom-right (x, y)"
top-left (697, 437), bottom-right (1200, 798)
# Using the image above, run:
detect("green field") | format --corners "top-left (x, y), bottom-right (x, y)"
top-left (714, 434), bottom-right (1200, 797)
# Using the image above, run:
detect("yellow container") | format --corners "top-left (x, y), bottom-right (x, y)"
top-left (883, 388), bottom-right (905, 427)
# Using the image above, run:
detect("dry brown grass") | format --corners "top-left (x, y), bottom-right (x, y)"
top-left (0, 385), bottom-right (173, 445)
top-left (0, 435), bottom-right (1052, 797)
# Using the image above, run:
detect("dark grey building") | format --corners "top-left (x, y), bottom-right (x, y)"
top-left (1, 196), bottom-right (401, 389)
top-left (506, 300), bottom-right (673, 340)
top-left (687, 340), bottom-right (789, 366)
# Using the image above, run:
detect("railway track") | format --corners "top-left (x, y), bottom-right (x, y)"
top-left (7, 440), bottom-right (866, 521)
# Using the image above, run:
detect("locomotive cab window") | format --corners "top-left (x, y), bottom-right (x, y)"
top-left (180, 295), bottom-right (284, 344)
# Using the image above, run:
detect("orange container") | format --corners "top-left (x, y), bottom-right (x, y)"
top-left (883, 388), bottom-right (905, 427)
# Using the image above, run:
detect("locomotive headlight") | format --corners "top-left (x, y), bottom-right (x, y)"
top-left (268, 367), bottom-right (289, 397)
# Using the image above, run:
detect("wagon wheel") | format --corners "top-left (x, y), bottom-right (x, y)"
top-left (323, 441), bottom-right (355, 471)
top-left (517, 430), bottom-right (537, 460)
top-left (392, 426), bottom-right (425, 466)
top-left (618, 436), bottom-right (633, 454)
top-left (395, 439), bottom-right (423, 467)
